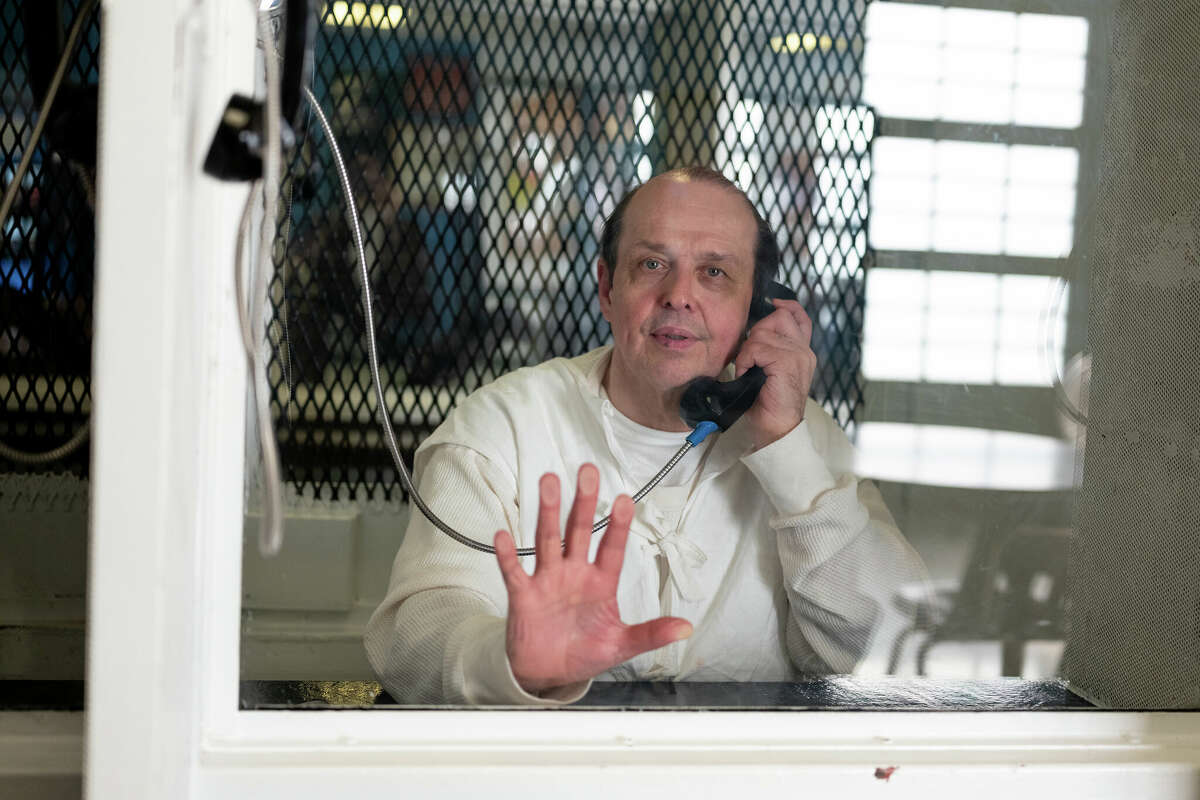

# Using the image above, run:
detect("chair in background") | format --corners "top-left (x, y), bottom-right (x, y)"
top-left (887, 526), bottom-right (1073, 676)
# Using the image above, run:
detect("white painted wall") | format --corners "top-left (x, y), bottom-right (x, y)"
top-left (1, 505), bottom-right (406, 681)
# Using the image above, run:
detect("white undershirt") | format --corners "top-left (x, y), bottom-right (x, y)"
top-left (605, 401), bottom-right (711, 490)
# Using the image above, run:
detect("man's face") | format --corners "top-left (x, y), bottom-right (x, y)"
top-left (598, 177), bottom-right (757, 399)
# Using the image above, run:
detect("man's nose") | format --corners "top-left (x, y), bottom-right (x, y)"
top-left (659, 266), bottom-right (696, 311)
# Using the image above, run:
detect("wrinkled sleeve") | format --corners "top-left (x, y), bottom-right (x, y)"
top-left (740, 403), bottom-right (925, 675)
top-left (363, 442), bottom-right (591, 705)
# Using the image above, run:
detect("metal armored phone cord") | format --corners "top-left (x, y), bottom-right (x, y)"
top-left (304, 87), bottom-right (719, 556)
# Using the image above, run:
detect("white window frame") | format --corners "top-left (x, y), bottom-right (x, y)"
top-left (83, 1), bottom-right (1200, 797)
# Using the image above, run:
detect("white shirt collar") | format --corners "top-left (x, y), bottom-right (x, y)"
top-left (567, 344), bottom-right (757, 487)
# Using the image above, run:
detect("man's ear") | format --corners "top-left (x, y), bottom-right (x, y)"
top-left (597, 259), bottom-right (613, 321)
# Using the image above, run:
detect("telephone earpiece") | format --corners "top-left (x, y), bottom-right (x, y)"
top-left (678, 281), bottom-right (798, 431)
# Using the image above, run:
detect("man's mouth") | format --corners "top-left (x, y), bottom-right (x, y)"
top-left (650, 327), bottom-right (698, 349)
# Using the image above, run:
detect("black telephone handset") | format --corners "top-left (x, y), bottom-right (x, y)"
top-left (678, 281), bottom-right (799, 432)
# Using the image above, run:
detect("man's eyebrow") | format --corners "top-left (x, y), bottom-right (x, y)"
top-left (628, 241), bottom-right (736, 262)
top-left (629, 239), bottom-right (669, 254)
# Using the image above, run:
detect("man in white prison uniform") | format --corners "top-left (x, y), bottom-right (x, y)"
top-left (364, 167), bottom-right (923, 704)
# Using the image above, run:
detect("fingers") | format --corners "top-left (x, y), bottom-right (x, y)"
top-left (535, 472), bottom-right (562, 567)
top-left (735, 301), bottom-right (814, 379)
top-left (738, 310), bottom-right (817, 376)
top-left (564, 463), bottom-right (600, 560)
top-left (594, 493), bottom-right (633, 577)
top-left (493, 529), bottom-right (528, 594)
top-left (736, 342), bottom-right (817, 395)
top-left (766, 298), bottom-right (813, 343)
top-left (752, 299), bottom-right (811, 347)
top-left (747, 326), bottom-right (803, 353)
top-left (619, 616), bottom-right (694, 662)
top-left (736, 335), bottom-right (799, 378)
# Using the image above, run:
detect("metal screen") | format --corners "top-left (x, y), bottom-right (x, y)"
top-left (0, 0), bottom-right (98, 477)
top-left (275, 0), bottom-right (873, 502)
top-left (1061, 0), bottom-right (1200, 709)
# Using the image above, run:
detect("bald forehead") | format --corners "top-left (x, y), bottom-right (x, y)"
top-left (618, 176), bottom-right (757, 262)
top-left (635, 172), bottom-right (752, 213)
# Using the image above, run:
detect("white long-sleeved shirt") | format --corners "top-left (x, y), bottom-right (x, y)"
top-left (364, 345), bottom-right (921, 705)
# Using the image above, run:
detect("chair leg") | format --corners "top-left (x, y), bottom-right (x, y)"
top-left (916, 635), bottom-right (938, 677)
top-left (887, 627), bottom-right (914, 674)
top-left (1001, 638), bottom-right (1024, 676)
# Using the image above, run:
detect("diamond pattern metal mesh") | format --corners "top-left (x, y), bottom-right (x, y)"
top-left (0, 1), bottom-right (98, 475)
top-left (282, 0), bottom-right (873, 502)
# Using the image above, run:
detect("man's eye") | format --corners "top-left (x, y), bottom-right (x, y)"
top-left (705, 267), bottom-right (726, 278)
top-left (643, 258), bottom-right (663, 271)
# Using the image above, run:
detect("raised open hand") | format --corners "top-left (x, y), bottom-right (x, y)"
top-left (493, 463), bottom-right (693, 693)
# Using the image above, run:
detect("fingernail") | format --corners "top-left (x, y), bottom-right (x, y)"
top-left (578, 464), bottom-right (598, 493)
top-left (540, 474), bottom-right (557, 502)
top-left (612, 494), bottom-right (632, 517)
